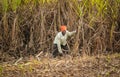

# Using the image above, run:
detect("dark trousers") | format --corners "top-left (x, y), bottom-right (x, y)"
top-left (52, 44), bottom-right (69, 58)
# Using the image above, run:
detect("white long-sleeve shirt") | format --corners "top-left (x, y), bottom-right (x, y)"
top-left (53, 30), bottom-right (76, 53)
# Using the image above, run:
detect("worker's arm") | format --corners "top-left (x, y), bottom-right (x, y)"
top-left (67, 30), bottom-right (76, 36)
top-left (56, 37), bottom-right (63, 54)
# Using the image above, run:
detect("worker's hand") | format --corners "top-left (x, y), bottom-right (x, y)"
top-left (73, 30), bottom-right (76, 33)
top-left (59, 53), bottom-right (63, 56)
top-left (59, 51), bottom-right (63, 55)
top-left (59, 51), bottom-right (63, 54)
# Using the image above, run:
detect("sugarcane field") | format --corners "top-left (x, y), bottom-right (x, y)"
top-left (0, 0), bottom-right (120, 77)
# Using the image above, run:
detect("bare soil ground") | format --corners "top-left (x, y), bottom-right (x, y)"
top-left (0, 53), bottom-right (120, 77)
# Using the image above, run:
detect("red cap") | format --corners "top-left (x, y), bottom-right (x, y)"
top-left (60, 25), bottom-right (67, 32)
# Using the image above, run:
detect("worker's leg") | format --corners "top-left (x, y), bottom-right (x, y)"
top-left (52, 44), bottom-right (59, 58)
top-left (61, 44), bottom-right (69, 54)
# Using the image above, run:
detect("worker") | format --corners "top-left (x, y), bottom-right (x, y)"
top-left (53, 25), bottom-right (76, 58)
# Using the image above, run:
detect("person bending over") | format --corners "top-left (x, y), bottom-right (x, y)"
top-left (53, 25), bottom-right (76, 58)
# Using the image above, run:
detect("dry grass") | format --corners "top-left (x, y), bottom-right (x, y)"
top-left (0, 53), bottom-right (120, 77)
top-left (0, 0), bottom-right (120, 76)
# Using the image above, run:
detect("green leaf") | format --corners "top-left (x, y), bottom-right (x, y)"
top-left (2, 0), bottom-right (8, 12)
top-left (11, 0), bottom-right (21, 11)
